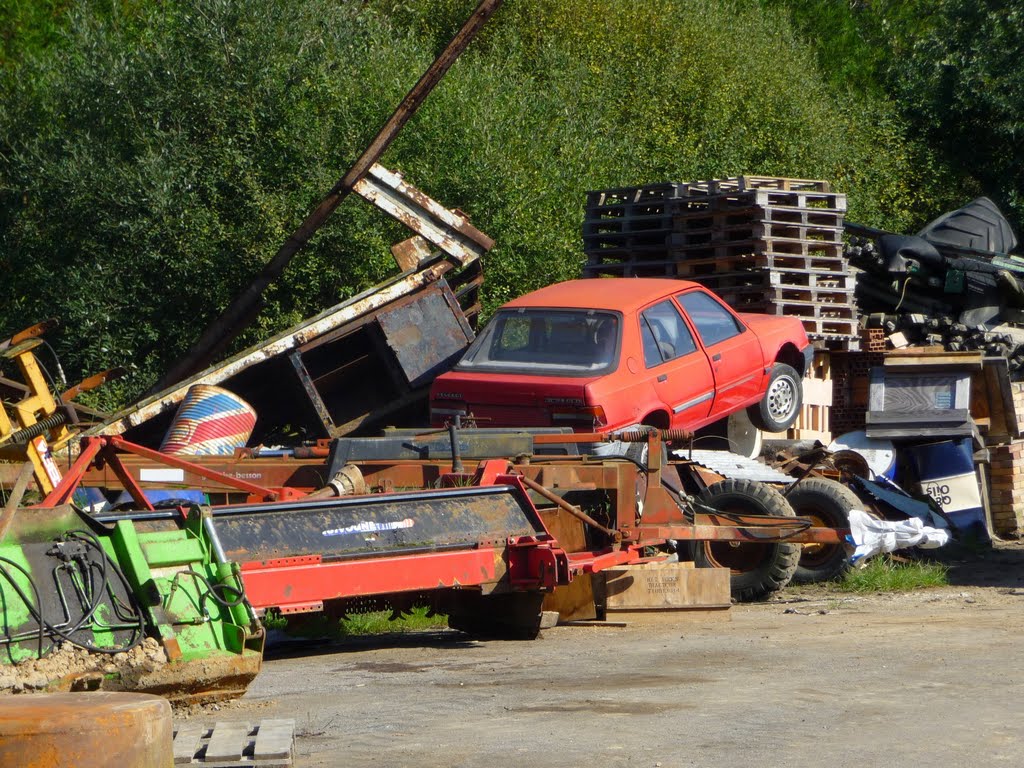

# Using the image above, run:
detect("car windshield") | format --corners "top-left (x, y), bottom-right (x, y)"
top-left (457, 309), bottom-right (620, 375)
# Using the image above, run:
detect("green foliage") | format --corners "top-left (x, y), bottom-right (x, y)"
top-left (837, 555), bottom-right (949, 593)
top-left (888, 1), bottom-right (1024, 228)
top-left (767, 0), bottom-right (1023, 232)
top-left (265, 606), bottom-right (448, 637)
top-left (1, 1), bottom-right (414, 405)
top-left (0, 0), bottom-right (957, 408)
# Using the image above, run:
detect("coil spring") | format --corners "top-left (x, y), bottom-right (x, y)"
top-left (5, 410), bottom-right (69, 445)
top-left (612, 428), bottom-right (691, 443)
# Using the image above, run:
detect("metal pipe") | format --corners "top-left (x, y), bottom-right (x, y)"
top-left (202, 516), bottom-right (228, 565)
top-left (449, 415), bottom-right (464, 473)
top-left (518, 475), bottom-right (620, 541)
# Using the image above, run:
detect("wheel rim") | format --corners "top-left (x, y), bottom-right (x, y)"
top-left (795, 511), bottom-right (841, 568)
top-left (766, 375), bottom-right (798, 422)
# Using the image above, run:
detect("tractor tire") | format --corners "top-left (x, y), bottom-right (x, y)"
top-left (747, 363), bottom-right (802, 432)
top-left (693, 478), bottom-right (800, 602)
top-left (786, 478), bottom-right (858, 584)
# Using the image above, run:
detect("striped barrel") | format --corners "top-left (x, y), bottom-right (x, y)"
top-left (159, 384), bottom-right (257, 457)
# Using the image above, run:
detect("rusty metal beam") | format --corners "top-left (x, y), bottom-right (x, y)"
top-left (287, 351), bottom-right (337, 436)
top-left (89, 264), bottom-right (451, 436)
top-left (156, 0), bottom-right (504, 389)
top-left (353, 164), bottom-right (493, 266)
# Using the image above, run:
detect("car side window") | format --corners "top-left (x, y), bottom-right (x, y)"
top-left (676, 290), bottom-right (744, 347)
top-left (640, 300), bottom-right (697, 368)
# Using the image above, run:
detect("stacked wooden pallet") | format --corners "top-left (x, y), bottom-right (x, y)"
top-left (582, 176), bottom-right (859, 349)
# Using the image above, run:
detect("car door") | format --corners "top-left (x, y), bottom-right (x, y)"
top-left (638, 299), bottom-right (715, 426)
top-left (675, 288), bottom-right (765, 419)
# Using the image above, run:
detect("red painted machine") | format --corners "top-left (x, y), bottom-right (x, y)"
top-left (46, 428), bottom-right (846, 639)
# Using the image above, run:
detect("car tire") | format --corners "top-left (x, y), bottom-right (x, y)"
top-left (786, 478), bottom-right (858, 584)
top-left (747, 363), bottom-right (802, 432)
top-left (692, 479), bottom-right (800, 602)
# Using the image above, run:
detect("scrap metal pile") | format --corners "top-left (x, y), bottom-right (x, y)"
top-left (846, 197), bottom-right (1024, 372)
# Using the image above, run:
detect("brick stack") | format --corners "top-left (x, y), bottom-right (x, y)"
top-left (827, 349), bottom-right (885, 437)
top-left (582, 176), bottom-right (859, 349)
top-left (984, 382), bottom-right (1024, 537)
top-left (858, 327), bottom-right (886, 353)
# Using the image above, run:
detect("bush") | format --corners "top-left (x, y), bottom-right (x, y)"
top-left (1, 0), bottom-right (942, 408)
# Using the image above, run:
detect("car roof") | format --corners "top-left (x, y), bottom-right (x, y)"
top-left (502, 278), bottom-right (704, 312)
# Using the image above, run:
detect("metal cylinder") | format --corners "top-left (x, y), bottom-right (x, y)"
top-left (159, 384), bottom-right (257, 457)
top-left (0, 691), bottom-right (174, 767)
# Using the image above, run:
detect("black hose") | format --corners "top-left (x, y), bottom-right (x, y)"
top-left (170, 567), bottom-right (247, 610)
top-left (0, 530), bottom-right (146, 658)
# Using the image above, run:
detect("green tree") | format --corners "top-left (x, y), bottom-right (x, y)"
top-left (890, 0), bottom-right (1024, 229)
top-left (1, 0), bottom-right (942, 407)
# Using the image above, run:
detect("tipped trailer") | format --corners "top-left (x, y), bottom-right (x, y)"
top-left (1, 429), bottom-right (848, 699)
top-left (72, 427), bottom-right (848, 605)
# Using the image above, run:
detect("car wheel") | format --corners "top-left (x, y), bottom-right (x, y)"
top-left (747, 363), bottom-right (802, 432)
top-left (786, 478), bottom-right (858, 584)
top-left (692, 478), bottom-right (800, 602)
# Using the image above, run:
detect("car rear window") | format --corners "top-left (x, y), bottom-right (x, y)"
top-left (456, 309), bottom-right (620, 375)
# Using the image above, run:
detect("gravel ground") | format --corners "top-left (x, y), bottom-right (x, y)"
top-left (180, 542), bottom-right (1024, 768)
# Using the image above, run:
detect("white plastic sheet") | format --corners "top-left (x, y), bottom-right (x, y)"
top-left (847, 508), bottom-right (951, 565)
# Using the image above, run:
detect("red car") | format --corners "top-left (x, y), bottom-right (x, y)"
top-left (429, 278), bottom-right (812, 434)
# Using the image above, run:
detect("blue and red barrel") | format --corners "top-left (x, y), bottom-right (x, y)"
top-left (160, 384), bottom-right (257, 457)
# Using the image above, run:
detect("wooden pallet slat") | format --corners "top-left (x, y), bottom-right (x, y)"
top-left (174, 725), bottom-right (210, 765)
top-left (253, 720), bottom-right (296, 762)
top-left (173, 720), bottom-right (295, 768)
top-left (673, 175), bottom-right (832, 195)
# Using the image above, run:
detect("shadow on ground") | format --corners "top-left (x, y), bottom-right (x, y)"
top-left (930, 538), bottom-right (1024, 589)
top-left (263, 629), bottom-right (477, 660)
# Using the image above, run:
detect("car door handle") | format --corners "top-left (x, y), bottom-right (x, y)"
top-left (712, 353), bottom-right (722, 362)
top-left (657, 374), bottom-right (668, 382)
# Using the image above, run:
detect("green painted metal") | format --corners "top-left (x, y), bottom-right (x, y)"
top-left (1, 505), bottom-right (263, 698)
top-left (0, 544), bottom-right (38, 663)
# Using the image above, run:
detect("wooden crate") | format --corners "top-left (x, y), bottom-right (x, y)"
top-left (601, 562), bottom-right (731, 615)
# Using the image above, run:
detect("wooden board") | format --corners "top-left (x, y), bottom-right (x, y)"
top-left (602, 563), bottom-right (731, 612)
top-left (981, 356), bottom-right (1020, 439)
top-left (883, 349), bottom-right (984, 371)
top-left (538, 508), bottom-right (588, 553)
top-left (542, 573), bottom-right (597, 622)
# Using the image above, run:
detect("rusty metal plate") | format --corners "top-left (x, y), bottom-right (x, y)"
top-left (377, 287), bottom-right (473, 388)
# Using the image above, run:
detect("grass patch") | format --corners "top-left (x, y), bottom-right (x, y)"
top-left (265, 606), bottom-right (449, 638)
top-left (342, 607), bottom-right (449, 635)
top-left (836, 556), bottom-right (949, 593)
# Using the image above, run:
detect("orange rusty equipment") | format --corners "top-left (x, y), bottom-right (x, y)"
top-left (0, 692), bottom-right (174, 768)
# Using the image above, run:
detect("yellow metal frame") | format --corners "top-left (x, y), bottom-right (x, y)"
top-left (0, 338), bottom-right (71, 494)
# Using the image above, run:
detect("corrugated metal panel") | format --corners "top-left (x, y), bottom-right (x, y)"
top-left (673, 449), bottom-right (795, 485)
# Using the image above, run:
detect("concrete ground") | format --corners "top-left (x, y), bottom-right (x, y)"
top-left (182, 542), bottom-right (1024, 768)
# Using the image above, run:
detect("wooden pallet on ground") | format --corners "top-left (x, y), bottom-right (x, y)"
top-left (173, 720), bottom-right (294, 767)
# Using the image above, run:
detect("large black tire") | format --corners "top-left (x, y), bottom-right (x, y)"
top-left (693, 479), bottom-right (800, 602)
top-left (747, 363), bottom-right (802, 432)
top-left (786, 478), bottom-right (858, 584)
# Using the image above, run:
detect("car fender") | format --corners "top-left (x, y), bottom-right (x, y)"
top-left (737, 314), bottom-right (811, 376)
